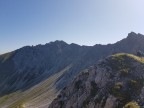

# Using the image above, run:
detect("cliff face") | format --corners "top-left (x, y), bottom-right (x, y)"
top-left (49, 53), bottom-right (144, 108)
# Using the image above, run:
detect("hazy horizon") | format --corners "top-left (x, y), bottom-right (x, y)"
top-left (0, 0), bottom-right (144, 53)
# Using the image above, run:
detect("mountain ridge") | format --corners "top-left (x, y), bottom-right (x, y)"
top-left (0, 32), bottom-right (144, 108)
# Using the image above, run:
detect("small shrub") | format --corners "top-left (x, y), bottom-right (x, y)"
top-left (130, 80), bottom-right (138, 86)
top-left (120, 69), bottom-right (129, 76)
top-left (111, 82), bottom-right (124, 98)
top-left (114, 82), bottom-right (123, 90)
top-left (124, 102), bottom-right (140, 108)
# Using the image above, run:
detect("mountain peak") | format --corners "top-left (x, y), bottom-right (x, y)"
top-left (49, 40), bottom-right (67, 45)
top-left (127, 32), bottom-right (144, 39)
top-left (128, 31), bottom-right (137, 36)
top-left (127, 32), bottom-right (138, 39)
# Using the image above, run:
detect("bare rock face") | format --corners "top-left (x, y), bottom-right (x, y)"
top-left (49, 54), bottom-right (144, 108)
top-left (104, 95), bottom-right (117, 108)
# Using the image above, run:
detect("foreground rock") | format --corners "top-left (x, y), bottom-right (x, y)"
top-left (49, 53), bottom-right (144, 108)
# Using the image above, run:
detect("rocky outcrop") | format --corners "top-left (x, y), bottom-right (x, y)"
top-left (49, 53), bottom-right (144, 108)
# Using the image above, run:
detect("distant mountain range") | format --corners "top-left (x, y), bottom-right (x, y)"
top-left (0, 32), bottom-right (144, 108)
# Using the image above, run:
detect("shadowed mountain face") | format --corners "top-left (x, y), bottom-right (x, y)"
top-left (49, 53), bottom-right (144, 108)
top-left (0, 32), bottom-right (144, 107)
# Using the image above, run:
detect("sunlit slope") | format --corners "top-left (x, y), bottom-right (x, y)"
top-left (0, 65), bottom-right (72, 108)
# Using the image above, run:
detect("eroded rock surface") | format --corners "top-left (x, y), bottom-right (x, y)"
top-left (49, 54), bottom-right (144, 108)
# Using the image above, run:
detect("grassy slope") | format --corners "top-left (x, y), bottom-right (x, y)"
top-left (0, 52), bottom-right (14, 63)
top-left (0, 64), bottom-right (72, 108)
top-left (111, 53), bottom-right (144, 63)
top-left (0, 53), bottom-right (143, 108)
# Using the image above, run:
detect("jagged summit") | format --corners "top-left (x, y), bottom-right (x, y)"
top-left (49, 53), bottom-right (144, 108)
top-left (6, 32), bottom-right (144, 55)
top-left (47, 40), bottom-right (68, 46)
top-left (127, 32), bottom-right (144, 40)
top-left (19, 40), bottom-right (68, 49)
top-left (128, 31), bottom-right (137, 36)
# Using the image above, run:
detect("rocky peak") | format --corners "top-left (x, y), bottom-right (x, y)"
top-left (127, 32), bottom-right (144, 41)
top-left (113, 32), bottom-right (144, 54)
top-left (128, 31), bottom-right (137, 37)
top-left (47, 40), bottom-right (68, 48)
top-left (49, 53), bottom-right (144, 108)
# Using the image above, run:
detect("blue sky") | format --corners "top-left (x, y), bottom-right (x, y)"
top-left (0, 0), bottom-right (144, 53)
